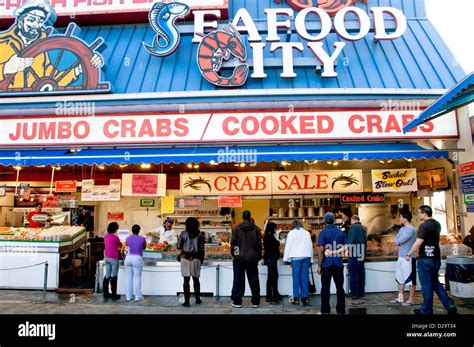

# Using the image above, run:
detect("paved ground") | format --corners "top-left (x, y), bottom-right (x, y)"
top-left (0, 290), bottom-right (473, 314)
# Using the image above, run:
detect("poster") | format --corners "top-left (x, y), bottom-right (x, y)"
top-left (122, 174), bottom-right (167, 196)
top-left (417, 171), bottom-right (432, 190)
top-left (430, 168), bottom-right (448, 189)
top-left (107, 212), bottom-right (125, 221)
top-left (81, 180), bottom-right (94, 201)
top-left (371, 169), bottom-right (418, 192)
top-left (81, 179), bottom-right (121, 201)
top-left (161, 196), bottom-right (175, 214)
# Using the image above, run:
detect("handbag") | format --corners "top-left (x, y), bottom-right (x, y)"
top-left (308, 264), bottom-right (317, 295)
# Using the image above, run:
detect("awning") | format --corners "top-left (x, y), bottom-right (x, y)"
top-left (0, 143), bottom-right (448, 167)
top-left (403, 72), bottom-right (474, 133)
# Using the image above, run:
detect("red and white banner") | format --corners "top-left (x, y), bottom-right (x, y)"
top-left (2, 110), bottom-right (458, 146)
top-left (181, 170), bottom-right (363, 196)
top-left (218, 196), bottom-right (242, 208)
top-left (0, 0), bottom-right (228, 20)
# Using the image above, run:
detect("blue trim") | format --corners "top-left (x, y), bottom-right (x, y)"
top-left (403, 72), bottom-right (474, 132)
top-left (0, 143), bottom-right (448, 166)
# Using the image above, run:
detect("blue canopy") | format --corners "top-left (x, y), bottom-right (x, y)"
top-left (403, 72), bottom-right (474, 132)
top-left (0, 143), bottom-right (448, 167)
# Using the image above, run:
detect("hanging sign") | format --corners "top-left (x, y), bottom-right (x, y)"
top-left (461, 174), bottom-right (474, 194)
top-left (218, 196), bottom-right (242, 208)
top-left (81, 179), bottom-right (121, 201)
top-left (122, 174), bottom-right (167, 196)
top-left (107, 212), bottom-right (125, 221)
top-left (181, 170), bottom-right (362, 196)
top-left (464, 194), bottom-right (474, 205)
top-left (371, 169), bottom-right (417, 192)
top-left (55, 180), bottom-right (77, 193)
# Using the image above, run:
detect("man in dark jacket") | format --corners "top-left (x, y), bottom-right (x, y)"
top-left (347, 215), bottom-right (367, 299)
top-left (231, 210), bottom-right (262, 308)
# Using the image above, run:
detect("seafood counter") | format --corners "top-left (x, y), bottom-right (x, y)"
top-left (0, 226), bottom-right (87, 290)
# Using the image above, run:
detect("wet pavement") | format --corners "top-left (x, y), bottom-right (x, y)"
top-left (0, 290), bottom-right (473, 314)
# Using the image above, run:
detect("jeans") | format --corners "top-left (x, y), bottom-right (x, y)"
top-left (104, 257), bottom-right (119, 278)
top-left (265, 259), bottom-right (280, 298)
top-left (417, 258), bottom-right (455, 314)
top-left (320, 265), bottom-right (345, 314)
top-left (291, 257), bottom-right (311, 299)
top-left (231, 260), bottom-right (260, 305)
top-left (348, 257), bottom-right (365, 297)
top-left (125, 255), bottom-right (144, 300)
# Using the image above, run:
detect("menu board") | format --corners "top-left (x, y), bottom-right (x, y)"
top-left (122, 174), bottom-right (167, 197)
top-left (417, 170), bottom-right (432, 190)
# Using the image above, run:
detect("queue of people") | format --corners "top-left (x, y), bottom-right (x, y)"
top-left (101, 205), bottom-right (458, 315)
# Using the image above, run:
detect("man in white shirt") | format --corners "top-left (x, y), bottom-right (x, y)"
top-left (152, 218), bottom-right (178, 246)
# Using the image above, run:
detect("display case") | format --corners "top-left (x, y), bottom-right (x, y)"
top-left (164, 210), bottom-right (232, 244)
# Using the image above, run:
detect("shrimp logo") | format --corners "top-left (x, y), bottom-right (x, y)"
top-left (196, 25), bottom-right (249, 88)
top-left (143, 2), bottom-right (189, 57)
top-left (276, 0), bottom-right (367, 16)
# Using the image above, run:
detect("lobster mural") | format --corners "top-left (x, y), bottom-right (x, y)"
top-left (196, 25), bottom-right (249, 88)
top-left (276, 0), bottom-right (368, 16)
top-left (143, 2), bottom-right (189, 57)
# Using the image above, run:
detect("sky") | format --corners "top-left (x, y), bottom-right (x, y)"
top-left (425, 0), bottom-right (474, 74)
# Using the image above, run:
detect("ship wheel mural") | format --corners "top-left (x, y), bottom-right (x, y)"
top-left (0, 0), bottom-right (110, 96)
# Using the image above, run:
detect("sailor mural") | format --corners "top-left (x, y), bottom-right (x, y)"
top-left (0, 0), bottom-right (110, 95)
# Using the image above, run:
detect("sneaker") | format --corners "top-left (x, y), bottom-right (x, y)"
top-left (135, 297), bottom-right (144, 302)
top-left (126, 298), bottom-right (132, 302)
top-left (447, 306), bottom-right (457, 315)
top-left (302, 298), bottom-right (310, 307)
top-left (195, 298), bottom-right (203, 305)
top-left (402, 301), bottom-right (414, 306)
top-left (252, 304), bottom-right (260, 308)
top-left (292, 298), bottom-right (300, 305)
top-left (232, 303), bottom-right (242, 308)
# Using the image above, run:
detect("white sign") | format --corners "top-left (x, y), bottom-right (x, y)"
top-left (81, 179), bottom-right (121, 201)
top-left (121, 174), bottom-right (167, 197)
top-left (371, 169), bottom-right (418, 192)
top-left (2, 111), bottom-right (458, 146)
top-left (180, 170), bottom-right (363, 196)
top-left (0, 0), bottom-right (228, 20)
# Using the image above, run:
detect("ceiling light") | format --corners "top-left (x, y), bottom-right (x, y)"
top-left (333, 161), bottom-right (339, 166)
top-left (379, 160), bottom-right (385, 164)
top-left (14, 165), bottom-right (22, 171)
top-left (326, 161), bottom-right (332, 165)
top-left (119, 164), bottom-right (128, 168)
top-left (193, 165), bottom-right (199, 169)
top-left (387, 160), bottom-right (393, 163)
top-left (281, 160), bottom-right (290, 166)
top-left (55, 166), bottom-right (61, 171)
top-left (140, 163), bottom-right (151, 169)
top-left (97, 165), bottom-right (105, 170)
top-left (187, 163), bottom-right (193, 168)
top-left (240, 162), bottom-right (246, 167)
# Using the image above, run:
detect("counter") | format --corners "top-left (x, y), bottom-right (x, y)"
top-left (97, 256), bottom-right (448, 296)
top-left (0, 231), bottom-right (87, 290)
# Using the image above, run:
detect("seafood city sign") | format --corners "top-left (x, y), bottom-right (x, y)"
top-left (144, 1), bottom-right (407, 87)
top-left (181, 170), bottom-right (364, 196)
top-left (0, 0), bottom-right (110, 96)
top-left (2, 110), bottom-right (459, 146)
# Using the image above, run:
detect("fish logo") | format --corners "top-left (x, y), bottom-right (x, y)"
top-left (196, 25), bottom-right (249, 88)
top-left (276, 0), bottom-right (367, 16)
top-left (143, 2), bottom-right (189, 57)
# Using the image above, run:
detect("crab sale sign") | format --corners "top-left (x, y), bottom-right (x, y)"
top-left (180, 170), bottom-right (363, 196)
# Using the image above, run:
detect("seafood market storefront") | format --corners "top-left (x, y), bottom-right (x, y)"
top-left (0, 0), bottom-right (470, 294)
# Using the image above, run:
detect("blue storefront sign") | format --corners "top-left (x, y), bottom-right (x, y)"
top-left (461, 174), bottom-right (474, 194)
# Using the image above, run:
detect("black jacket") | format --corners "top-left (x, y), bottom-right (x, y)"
top-left (263, 234), bottom-right (280, 260)
top-left (231, 221), bottom-right (262, 262)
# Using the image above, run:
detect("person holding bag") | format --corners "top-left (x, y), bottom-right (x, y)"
top-left (125, 225), bottom-right (146, 302)
top-left (177, 217), bottom-right (205, 307)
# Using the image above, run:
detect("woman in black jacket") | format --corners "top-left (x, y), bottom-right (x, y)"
top-left (177, 217), bottom-right (205, 307)
top-left (264, 222), bottom-right (283, 303)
